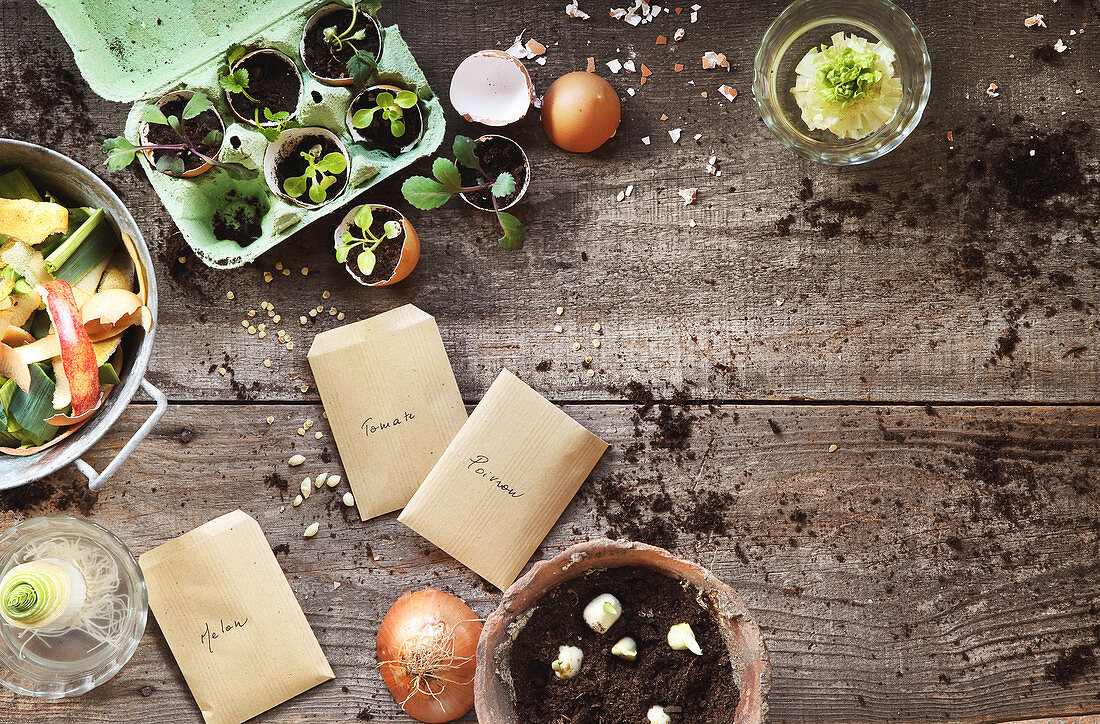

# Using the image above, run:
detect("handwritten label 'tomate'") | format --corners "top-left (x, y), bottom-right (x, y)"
top-left (362, 410), bottom-right (415, 437)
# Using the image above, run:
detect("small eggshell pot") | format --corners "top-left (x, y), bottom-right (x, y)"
top-left (459, 135), bottom-right (531, 212)
top-left (450, 49), bottom-right (536, 127)
top-left (333, 204), bottom-right (420, 286)
top-left (345, 84), bottom-right (425, 152)
top-left (225, 48), bottom-right (305, 127)
top-left (300, 2), bottom-right (383, 87)
top-left (263, 126), bottom-right (351, 210)
top-left (474, 538), bottom-right (771, 724)
top-left (138, 89), bottom-right (225, 179)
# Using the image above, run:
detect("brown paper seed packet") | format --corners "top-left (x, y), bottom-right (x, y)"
top-left (308, 304), bottom-right (468, 520)
top-left (138, 510), bottom-right (333, 724)
top-left (399, 368), bottom-right (608, 590)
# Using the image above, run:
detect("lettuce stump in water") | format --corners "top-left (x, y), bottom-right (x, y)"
top-left (791, 32), bottom-right (903, 140)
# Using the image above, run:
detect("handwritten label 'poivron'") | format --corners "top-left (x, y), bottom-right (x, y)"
top-left (361, 411), bottom-right (415, 437)
top-left (467, 455), bottom-right (524, 498)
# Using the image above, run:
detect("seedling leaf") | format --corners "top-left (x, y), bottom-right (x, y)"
top-left (283, 175), bottom-right (307, 199)
top-left (347, 50), bottom-right (378, 86)
top-left (401, 176), bottom-right (453, 210)
top-left (432, 158), bottom-right (462, 193)
top-left (395, 90), bottom-right (419, 108)
top-left (357, 249), bottom-right (377, 276)
top-left (182, 91), bottom-right (212, 120)
top-left (140, 106), bottom-right (169, 126)
top-left (318, 152), bottom-right (347, 175)
top-left (498, 211), bottom-right (525, 250)
top-left (351, 107), bottom-right (379, 129)
top-left (201, 129), bottom-right (223, 148)
top-left (353, 204), bottom-right (374, 232)
top-left (453, 135), bottom-right (478, 169)
top-left (102, 137), bottom-right (138, 171)
top-left (383, 220), bottom-right (402, 238)
top-left (491, 172), bottom-right (516, 199)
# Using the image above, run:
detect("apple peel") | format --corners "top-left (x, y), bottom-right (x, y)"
top-left (79, 288), bottom-right (145, 338)
top-left (0, 342), bottom-right (31, 392)
top-left (36, 281), bottom-right (99, 418)
top-left (44, 390), bottom-right (110, 426)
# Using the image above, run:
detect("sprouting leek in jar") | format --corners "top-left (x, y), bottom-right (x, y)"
top-left (791, 31), bottom-right (903, 140)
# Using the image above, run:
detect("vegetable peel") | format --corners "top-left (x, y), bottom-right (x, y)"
top-left (37, 281), bottom-right (100, 418)
top-left (0, 341), bottom-right (32, 392)
top-left (0, 198), bottom-right (68, 245)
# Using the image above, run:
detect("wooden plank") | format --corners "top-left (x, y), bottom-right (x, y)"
top-left (0, 402), bottom-right (1097, 723)
top-left (0, 0), bottom-right (1096, 404)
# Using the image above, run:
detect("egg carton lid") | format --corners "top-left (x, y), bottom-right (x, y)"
top-left (36, 0), bottom-right (381, 102)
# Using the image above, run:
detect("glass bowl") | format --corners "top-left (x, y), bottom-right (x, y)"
top-left (753, 0), bottom-right (931, 165)
top-left (0, 516), bottom-right (147, 698)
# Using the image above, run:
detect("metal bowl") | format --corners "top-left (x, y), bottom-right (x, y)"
top-left (0, 139), bottom-right (166, 492)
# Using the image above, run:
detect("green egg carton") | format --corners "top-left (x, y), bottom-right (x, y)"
top-left (36, 0), bottom-right (445, 269)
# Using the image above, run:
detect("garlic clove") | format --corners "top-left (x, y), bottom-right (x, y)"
top-left (551, 645), bottom-right (583, 679)
top-left (611, 636), bottom-right (638, 661)
top-left (582, 593), bottom-right (622, 634)
top-left (667, 622), bottom-right (702, 655)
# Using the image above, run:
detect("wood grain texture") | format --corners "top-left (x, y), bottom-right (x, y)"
top-left (0, 403), bottom-right (1097, 723)
top-left (0, 0), bottom-right (1097, 404)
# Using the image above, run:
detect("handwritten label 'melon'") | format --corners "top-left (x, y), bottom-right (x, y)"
top-left (200, 617), bottom-right (249, 654)
top-left (467, 455), bottom-right (524, 498)
top-left (362, 411), bottom-right (415, 437)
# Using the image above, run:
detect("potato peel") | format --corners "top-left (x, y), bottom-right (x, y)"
top-left (0, 198), bottom-right (68, 245)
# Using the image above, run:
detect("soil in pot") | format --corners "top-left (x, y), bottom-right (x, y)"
top-left (275, 134), bottom-right (348, 205)
top-left (460, 136), bottom-right (527, 210)
top-left (510, 566), bottom-right (739, 724)
top-left (350, 87), bottom-right (423, 156)
top-left (345, 206), bottom-right (406, 284)
top-left (231, 52), bottom-right (300, 121)
top-left (212, 192), bottom-right (266, 247)
top-left (146, 97), bottom-right (222, 173)
top-left (303, 7), bottom-right (380, 81)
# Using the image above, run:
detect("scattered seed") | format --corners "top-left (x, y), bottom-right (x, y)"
top-left (554, 325), bottom-right (563, 333)
top-left (275, 262), bottom-right (283, 271)
top-left (289, 454), bottom-right (306, 467)
top-left (263, 359), bottom-right (272, 368)
top-left (315, 475), bottom-right (324, 488)
top-left (327, 475), bottom-right (342, 488)
top-left (301, 267), bottom-right (309, 276)
top-left (314, 432), bottom-right (323, 439)
top-left (829, 444), bottom-right (838, 453)
top-left (226, 291), bottom-right (235, 300)
top-left (263, 272), bottom-right (273, 283)
top-left (297, 428), bottom-right (306, 436)
top-left (586, 369), bottom-right (595, 378)
top-left (572, 341), bottom-right (582, 351)
top-left (217, 367), bottom-right (227, 375)
top-left (300, 478), bottom-right (312, 498)
top-left (286, 342), bottom-right (294, 350)
top-left (342, 492), bottom-right (355, 507)
top-left (592, 339), bottom-right (601, 348)
top-left (303, 522), bottom-right (319, 538)
top-left (593, 322), bottom-right (602, 332)
top-left (556, 307), bottom-right (564, 315)
top-left (337, 312), bottom-right (345, 320)
top-left (266, 416), bottom-right (274, 425)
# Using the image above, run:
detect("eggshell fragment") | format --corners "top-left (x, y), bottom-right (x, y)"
top-left (450, 50), bottom-right (536, 127)
top-left (541, 71), bottom-right (622, 153)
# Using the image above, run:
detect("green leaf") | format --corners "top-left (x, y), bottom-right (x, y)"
top-left (351, 107), bottom-right (379, 129)
top-left (317, 153), bottom-right (347, 175)
top-left (263, 107), bottom-right (290, 123)
top-left (491, 172), bottom-right (516, 198)
top-left (391, 119), bottom-right (406, 138)
top-left (50, 208), bottom-right (112, 281)
top-left (8, 364), bottom-right (59, 446)
top-left (0, 167), bottom-right (44, 201)
top-left (226, 43), bottom-right (249, 67)
top-left (219, 68), bottom-right (249, 94)
top-left (383, 220), bottom-right (402, 238)
top-left (346, 50), bottom-right (378, 86)
top-left (139, 105), bottom-right (169, 126)
top-left (357, 249), bottom-right (377, 276)
top-left (201, 129), bottom-right (223, 149)
top-left (453, 135), bottom-right (478, 169)
top-left (353, 204), bottom-right (374, 232)
top-left (167, 115), bottom-right (182, 132)
top-left (375, 91), bottom-right (395, 108)
top-left (283, 175), bottom-right (307, 199)
top-left (498, 211), bottom-right (525, 250)
top-left (335, 242), bottom-right (355, 264)
top-left (432, 158), bottom-right (462, 193)
top-left (257, 125), bottom-right (281, 143)
top-left (182, 91), bottom-right (212, 120)
top-left (102, 137), bottom-right (138, 172)
top-left (98, 362), bottom-right (121, 386)
top-left (395, 90), bottom-right (419, 109)
top-left (401, 176), bottom-right (454, 210)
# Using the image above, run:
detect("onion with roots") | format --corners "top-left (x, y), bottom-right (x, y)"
top-left (377, 588), bottom-right (482, 723)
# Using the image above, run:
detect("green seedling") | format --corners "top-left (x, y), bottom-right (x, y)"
top-left (335, 205), bottom-right (402, 276)
top-left (351, 89), bottom-right (418, 138)
top-left (401, 135), bottom-right (525, 250)
top-left (218, 45), bottom-right (257, 102)
top-left (102, 91), bottom-right (257, 180)
top-left (282, 144), bottom-right (348, 204)
top-left (254, 107), bottom-right (301, 142)
top-left (322, 0), bottom-right (379, 84)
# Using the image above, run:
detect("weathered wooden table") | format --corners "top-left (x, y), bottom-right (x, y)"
top-left (1, 0), bottom-right (1098, 721)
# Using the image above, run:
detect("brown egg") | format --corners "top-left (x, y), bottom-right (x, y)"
top-left (541, 71), bottom-right (621, 153)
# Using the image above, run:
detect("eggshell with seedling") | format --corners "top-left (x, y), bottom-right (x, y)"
top-left (450, 50), bottom-right (536, 127)
top-left (541, 71), bottom-right (621, 153)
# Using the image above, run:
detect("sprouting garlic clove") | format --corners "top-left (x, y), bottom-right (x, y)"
top-left (583, 593), bottom-right (622, 634)
top-left (303, 522), bottom-right (319, 538)
top-left (611, 636), bottom-right (638, 661)
top-left (667, 622), bottom-right (702, 655)
top-left (648, 705), bottom-right (672, 724)
top-left (300, 478), bottom-right (312, 499)
top-left (551, 645), bottom-right (583, 679)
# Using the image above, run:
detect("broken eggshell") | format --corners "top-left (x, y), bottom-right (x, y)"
top-left (450, 50), bottom-right (536, 127)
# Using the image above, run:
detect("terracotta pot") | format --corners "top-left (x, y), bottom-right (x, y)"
top-left (300, 2), bottom-right (383, 87)
top-left (333, 204), bottom-right (420, 287)
top-left (225, 48), bottom-right (304, 127)
top-left (475, 538), bottom-right (771, 724)
top-left (345, 84), bottom-right (425, 153)
top-left (138, 89), bottom-right (225, 179)
top-left (458, 134), bottom-right (530, 212)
